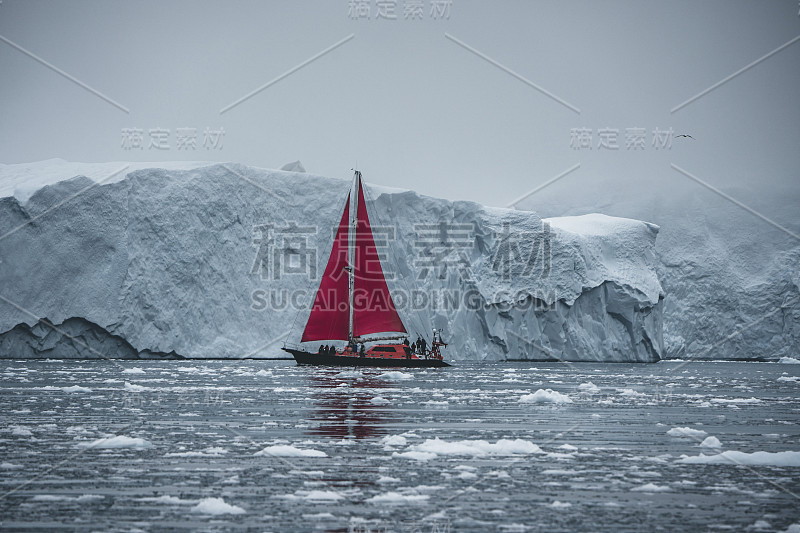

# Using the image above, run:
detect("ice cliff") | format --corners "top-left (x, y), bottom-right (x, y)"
top-left (0, 160), bottom-right (663, 361)
top-left (521, 172), bottom-right (799, 361)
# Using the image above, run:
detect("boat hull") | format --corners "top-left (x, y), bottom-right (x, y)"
top-left (282, 348), bottom-right (450, 368)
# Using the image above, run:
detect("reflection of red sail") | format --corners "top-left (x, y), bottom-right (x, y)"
top-left (301, 203), bottom-right (350, 342)
top-left (301, 180), bottom-right (406, 342)
top-left (353, 182), bottom-right (406, 337)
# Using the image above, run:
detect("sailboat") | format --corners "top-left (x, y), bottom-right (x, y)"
top-left (282, 171), bottom-right (450, 368)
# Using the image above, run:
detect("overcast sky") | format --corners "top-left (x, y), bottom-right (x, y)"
top-left (1, 0), bottom-right (798, 208)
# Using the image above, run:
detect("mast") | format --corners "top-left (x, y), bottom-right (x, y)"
top-left (347, 170), bottom-right (361, 344)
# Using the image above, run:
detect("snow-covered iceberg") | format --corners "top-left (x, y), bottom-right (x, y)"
top-left (0, 161), bottom-right (663, 361)
top-left (520, 170), bottom-right (800, 361)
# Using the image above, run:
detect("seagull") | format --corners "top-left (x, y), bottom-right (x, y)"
top-left (676, 134), bottom-right (694, 139)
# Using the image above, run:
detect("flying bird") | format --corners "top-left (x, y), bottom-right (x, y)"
top-left (676, 134), bottom-right (694, 139)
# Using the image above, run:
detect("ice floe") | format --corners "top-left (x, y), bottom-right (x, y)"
top-left (255, 445), bottom-right (327, 457)
top-left (519, 389), bottom-right (572, 404)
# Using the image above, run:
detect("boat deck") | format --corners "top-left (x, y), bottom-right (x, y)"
top-left (282, 347), bottom-right (449, 368)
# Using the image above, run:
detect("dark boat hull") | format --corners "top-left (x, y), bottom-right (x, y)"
top-left (282, 348), bottom-right (450, 368)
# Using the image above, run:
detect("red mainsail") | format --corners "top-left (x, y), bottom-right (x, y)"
top-left (301, 180), bottom-right (406, 342)
top-left (352, 181), bottom-right (406, 338)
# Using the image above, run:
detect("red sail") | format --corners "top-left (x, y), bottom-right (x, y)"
top-left (352, 181), bottom-right (407, 337)
top-left (301, 202), bottom-right (351, 342)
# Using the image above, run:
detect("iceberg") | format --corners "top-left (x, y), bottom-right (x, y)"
top-left (519, 171), bottom-right (800, 361)
top-left (0, 160), bottom-right (664, 362)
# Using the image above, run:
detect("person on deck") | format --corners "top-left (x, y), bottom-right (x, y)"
top-left (403, 338), bottom-right (411, 359)
top-left (359, 344), bottom-right (365, 357)
top-left (318, 345), bottom-right (324, 355)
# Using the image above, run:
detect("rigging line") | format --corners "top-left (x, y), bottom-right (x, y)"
top-left (284, 180), bottom-right (353, 345)
top-left (361, 182), bottom-right (431, 343)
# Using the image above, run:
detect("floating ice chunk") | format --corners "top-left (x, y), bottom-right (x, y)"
top-left (709, 397), bottom-right (762, 404)
top-left (540, 469), bottom-right (575, 475)
top-left (557, 444), bottom-right (578, 451)
top-left (519, 389), bottom-right (572, 404)
top-left (165, 446), bottom-right (228, 457)
top-left (138, 495), bottom-right (197, 505)
top-left (255, 445), bottom-right (327, 457)
top-left (303, 490), bottom-right (343, 501)
top-left (122, 367), bottom-right (145, 374)
top-left (1, 462), bottom-right (23, 469)
top-left (10, 426), bottom-right (32, 437)
top-left (370, 396), bottom-right (390, 405)
top-left (62, 385), bottom-right (91, 392)
top-left (780, 524), bottom-right (800, 533)
top-left (548, 501), bottom-right (572, 508)
top-left (631, 483), bottom-right (671, 492)
top-left (191, 497), bottom-right (245, 515)
top-left (777, 376), bottom-right (800, 382)
top-left (381, 435), bottom-right (407, 447)
top-left (377, 475), bottom-right (400, 484)
top-left (32, 495), bottom-right (72, 501)
top-left (336, 370), bottom-right (362, 378)
top-left (255, 369), bottom-right (272, 376)
top-left (667, 427), bottom-right (707, 438)
top-left (32, 494), bottom-right (103, 502)
top-left (78, 435), bottom-right (153, 449)
top-left (392, 451), bottom-right (437, 461)
top-left (407, 438), bottom-right (543, 457)
top-left (778, 357), bottom-right (800, 364)
top-left (677, 450), bottom-right (800, 466)
top-left (617, 388), bottom-right (646, 398)
top-left (124, 382), bottom-right (150, 392)
top-left (366, 492), bottom-right (429, 504)
top-left (379, 371), bottom-right (413, 381)
top-left (578, 382), bottom-right (599, 393)
top-left (698, 436), bottom-right (722, 448)
top-left (545, 452), bottom-right (575, 460)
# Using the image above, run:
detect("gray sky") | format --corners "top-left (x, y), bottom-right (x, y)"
top-left (1, 0), bottom-right (798, 208)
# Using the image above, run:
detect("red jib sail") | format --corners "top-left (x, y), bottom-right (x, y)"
top-left (301, 203), bottom-right (351, 342)
top-left (301, 180), bottom-right (406, 342)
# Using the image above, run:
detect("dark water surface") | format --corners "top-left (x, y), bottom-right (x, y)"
top-left (1, 360), bottom-right (798, 532)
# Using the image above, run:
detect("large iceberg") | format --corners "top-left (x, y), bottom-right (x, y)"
top-left (0, 160), bottom-right (663, 361)
top-left (520, 171), bottom-right (799, 361)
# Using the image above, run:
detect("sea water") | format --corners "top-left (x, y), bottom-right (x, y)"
top-left (0, 360), bottom-right (798, 532)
